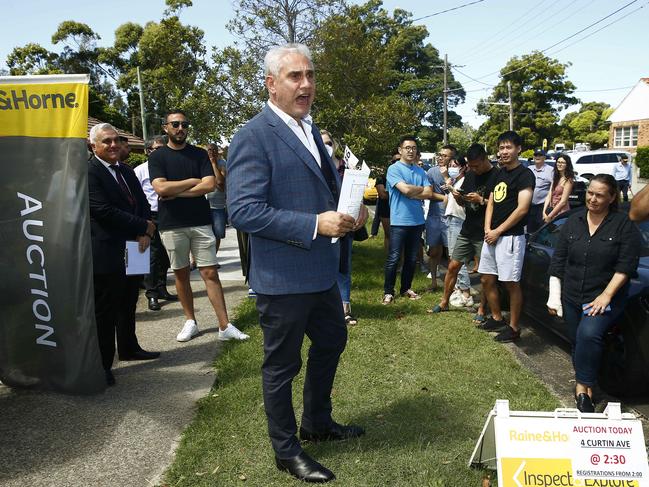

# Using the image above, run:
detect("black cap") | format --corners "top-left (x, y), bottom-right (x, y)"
top-left (533, 149), bottom-right (546, 157)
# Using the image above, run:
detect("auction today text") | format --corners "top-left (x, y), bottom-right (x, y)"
top-left (18, 192), bottom-right (56, 347)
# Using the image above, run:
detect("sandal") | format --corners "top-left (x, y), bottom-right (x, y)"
top-left (344, 314), bottom-right (358, 326)
top-left (427, 305), bottom-right (449, 314)
top-left (472, 313), bottom-right (486, 324)
top-left (401, 289), bottom-right (421, 300)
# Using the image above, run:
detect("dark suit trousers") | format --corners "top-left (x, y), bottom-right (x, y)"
top-left (144, 212), bottom-right (171, 298)
top-left (256, 285), bottom-right (347, 458)
top-left (94, 273), bottom-right (142, 370)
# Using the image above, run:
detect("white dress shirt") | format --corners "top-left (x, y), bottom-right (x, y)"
top-left (267, 100), bottom-right (322, 168)
top-left (134, 161), bottom-right (158, 212)
top-left (96, 156), bottom-right (132, 193)
top-left (267, 100), bottom-right (323, 238)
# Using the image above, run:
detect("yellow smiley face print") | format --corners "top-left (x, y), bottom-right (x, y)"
top-left (493, 182), bottom-right (507, 203)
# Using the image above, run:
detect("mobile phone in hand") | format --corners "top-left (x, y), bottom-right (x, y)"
top-left (582, 303), bottom-right (611, 315)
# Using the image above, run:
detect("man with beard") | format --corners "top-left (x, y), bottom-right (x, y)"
top-left (148, 110), bottom-right (249, 343)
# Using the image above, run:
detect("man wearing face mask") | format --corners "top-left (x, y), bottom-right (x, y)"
top-left (425, 145), bottom-right (456, 290)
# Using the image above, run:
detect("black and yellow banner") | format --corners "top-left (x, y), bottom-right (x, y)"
top-left (0, 74), bottom-right (104, 394)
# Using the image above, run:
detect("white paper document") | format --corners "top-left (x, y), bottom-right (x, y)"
top-left (333, 146), bottom-right (371, 243)
top-left (125, 240), bottom-right (150, 275)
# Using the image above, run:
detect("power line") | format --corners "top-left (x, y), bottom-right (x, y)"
top-left (462, 0), bottom-right (559, 63)
top-left (411, 0), bottom-right (485, 22)
top-left (574, 86), bottom-right (635, 93)
top-left (448, 0), bottom-right (641, 91)
top-left (462, 0), bottom-right (589, 66)
top-left (546, 1), bottom-right (649, 57)
top-left (543, 0), bottom-right (639, 53)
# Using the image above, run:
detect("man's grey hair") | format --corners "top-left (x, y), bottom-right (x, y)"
top-left (89, 123), bottom-right (118, 143)
top-left (145, 135), bottom-right (166, 151)
top-left (264, 43), bottom-right (313, 77)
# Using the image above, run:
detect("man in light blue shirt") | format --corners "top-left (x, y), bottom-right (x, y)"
top-left (383, 135), bottom-right (445, 304)
top-left (614, 154), bottom-right (632, 202)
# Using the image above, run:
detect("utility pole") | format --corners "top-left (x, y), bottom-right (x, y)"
top-left (137, 66), bottom-right (148, 142)
top-left (507, 81), bottom-right (514, 130)
top-left (443, 53), bottom-right (448, 145)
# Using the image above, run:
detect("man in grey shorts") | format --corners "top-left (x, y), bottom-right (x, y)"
top-left (149, 109), bottom-right (248, 343)
top-left (429, 144), bottom-right (497, 315)
top-left (478, 131), bottom-right (535, 342)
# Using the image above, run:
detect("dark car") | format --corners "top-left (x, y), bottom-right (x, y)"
top-left (520, 206), bottom-right (649, 397)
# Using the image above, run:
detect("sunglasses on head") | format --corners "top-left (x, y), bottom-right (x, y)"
top-left (165, 121), bottom-right (190, 129)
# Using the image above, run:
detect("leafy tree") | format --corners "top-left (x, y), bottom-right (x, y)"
top-left (184, 47), bottom-right (265, 143)
top-left (101, 12), bottom-right (206, 137)
top-left (447, 123), bottom-right (477, 155)
top-left (6, 43), bottom-right (59, 75)
top-left (228, 0), bottom-right (345, 60)
top-left (476, 51), bottom-right (577, 151)
top-left (312, 0), bottom-right (464, 166)
top-left (558, 102), bottom-right (612, 149)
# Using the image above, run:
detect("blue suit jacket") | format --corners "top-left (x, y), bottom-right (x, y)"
top-left (227, 105), bottom-right (341, 295)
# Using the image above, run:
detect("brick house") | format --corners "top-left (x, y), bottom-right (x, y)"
top-left (608, 78), bottom-right (649, 153)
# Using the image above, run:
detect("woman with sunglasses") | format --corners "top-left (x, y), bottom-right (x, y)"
top-left (542, 154), bottom-right (574, 224)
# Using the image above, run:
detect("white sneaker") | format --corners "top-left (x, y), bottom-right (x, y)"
top-left (177, 319), bottom-right (199, 342)
top-left (218, 323), bottom-right (249, 341)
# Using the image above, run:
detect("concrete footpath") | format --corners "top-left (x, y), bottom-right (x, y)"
top-left (0, 227), bottom-right (248, 487)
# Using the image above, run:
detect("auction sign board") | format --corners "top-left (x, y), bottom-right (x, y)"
top-left (0, 74), bottom-right (105, 394)
top-left (470, 400), bottom-right (649, 486)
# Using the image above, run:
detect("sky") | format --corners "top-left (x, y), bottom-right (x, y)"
top-left (2, 0), bottom-right (648, 128)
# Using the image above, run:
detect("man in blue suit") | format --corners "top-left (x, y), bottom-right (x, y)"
top-left (227, 43), bottom-right (367, 483)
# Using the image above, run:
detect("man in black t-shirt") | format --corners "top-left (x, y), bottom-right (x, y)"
top-left (149, 110), bottom-right (249, 343)
top-left (477, 131), bottom-right (535, 343)
top-left (429, 144), bottom-right (497, 316)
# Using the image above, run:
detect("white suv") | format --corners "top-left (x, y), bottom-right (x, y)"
top-left (566, 150), bottom-right (633, 181)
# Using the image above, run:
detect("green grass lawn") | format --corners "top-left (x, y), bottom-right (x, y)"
top-left (163, 233), bottom-right (559, 486)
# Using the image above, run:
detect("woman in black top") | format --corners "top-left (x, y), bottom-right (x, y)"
top-left (548, 174), bottom-right (641, 412)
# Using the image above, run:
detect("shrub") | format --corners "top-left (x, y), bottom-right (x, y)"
top-left (126, 152), bottom-right (148, 168)
top-left (636, 146), bottom-right (649, 178)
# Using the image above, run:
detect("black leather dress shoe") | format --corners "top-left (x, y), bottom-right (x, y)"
top-left (119, 350), bottom-right (161, 361)
top-left (148, 297), bottom-right (161, 311)
top-left (158, 290), bottom-right (178, 301)
top-left (576, 393), bottom-right (595, 413)
top-left (105, 370), bottom-right (116, 386)
top-left (275, 451), bottom-right (335, 483)
top-left (300, 422), bottom-right (365, 442)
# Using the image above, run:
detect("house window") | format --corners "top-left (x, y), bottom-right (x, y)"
top-left (614, 126), bottom-right (638, 147)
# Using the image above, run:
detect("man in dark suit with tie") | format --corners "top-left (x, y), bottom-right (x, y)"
top-left (227, 43), bottom-right (368, 483)
top-left (88, 123), bottom-right (161, 386)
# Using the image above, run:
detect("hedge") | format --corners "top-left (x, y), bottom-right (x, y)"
top-left (636, 146), bottom-right (649, 179)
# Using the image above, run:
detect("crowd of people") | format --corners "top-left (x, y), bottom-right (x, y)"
top-left (363, 129), bottom-right (643, 420)
top-left (84, 41), bottom-right (645, 483)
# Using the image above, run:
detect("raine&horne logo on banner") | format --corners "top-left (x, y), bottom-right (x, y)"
top-left (0, 76), bottom-right (87, 139)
